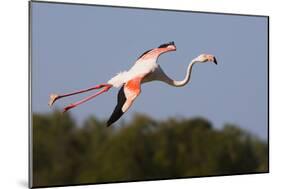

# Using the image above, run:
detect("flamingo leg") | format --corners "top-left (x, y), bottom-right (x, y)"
top-left (49, 83), bottom-right (111, 106)
top-left (63, 85), bottom-right (112, 112)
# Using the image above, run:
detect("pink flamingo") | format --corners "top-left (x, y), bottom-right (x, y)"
top-left (49, 42), bottom-right (217, 126)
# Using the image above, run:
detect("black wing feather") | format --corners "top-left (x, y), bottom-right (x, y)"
top-left (158, 41), bottom-right (175, 48)
top-left (137, 48), bottom-right (153, 59)
top-left (107, 85), bottom-right (127, 127)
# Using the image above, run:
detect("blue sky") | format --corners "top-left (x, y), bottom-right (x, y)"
top-left (31, 2), bottom-right (268, 139)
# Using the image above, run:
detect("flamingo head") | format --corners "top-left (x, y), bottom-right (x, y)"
top-left (194, 54), bottom-right (218, 64)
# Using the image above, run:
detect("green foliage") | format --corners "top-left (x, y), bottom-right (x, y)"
top-left (32, 112), bottom-right (268, 187)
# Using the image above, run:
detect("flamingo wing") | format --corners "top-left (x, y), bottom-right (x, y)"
top-left (107, 76), bottom-right (143, 126)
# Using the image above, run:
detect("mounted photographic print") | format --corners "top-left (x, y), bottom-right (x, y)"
top-left (29, 1), bottom-right (269, 188)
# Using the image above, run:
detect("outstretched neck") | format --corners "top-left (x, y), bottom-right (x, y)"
top-left (165, 59), bottom-right (198, 87)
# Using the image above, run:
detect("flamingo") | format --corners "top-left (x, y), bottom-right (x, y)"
top-left (49, 42), bottom-right (217, 126)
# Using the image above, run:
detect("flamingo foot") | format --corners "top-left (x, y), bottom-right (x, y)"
top-left (48, 94), bottom-right (59, 106)
top-left (63, 104), bottom-right (75, 113)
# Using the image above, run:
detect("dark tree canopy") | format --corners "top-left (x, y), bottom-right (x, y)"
top-left (32, 112), bottom-right (268, 187)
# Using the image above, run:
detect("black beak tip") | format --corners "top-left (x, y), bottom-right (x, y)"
top-left (170, 41), bottom-right (175, 45)
top-left (213, 57), bottom-right (218, 65)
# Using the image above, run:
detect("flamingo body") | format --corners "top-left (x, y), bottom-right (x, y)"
top-left (107, 58), bottom-right (157, 88)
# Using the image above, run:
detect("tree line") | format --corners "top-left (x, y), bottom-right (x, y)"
top-left (32, 111), bottom-right (268, 187)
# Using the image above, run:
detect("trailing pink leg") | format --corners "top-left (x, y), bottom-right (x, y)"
top-left (63, 85), bottom-right (112, 112)
top-left (48, 83), bottom-right (110, 106)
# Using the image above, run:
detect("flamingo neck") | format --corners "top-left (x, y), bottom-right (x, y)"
top-left (168, 60), bottom-right (198, 87)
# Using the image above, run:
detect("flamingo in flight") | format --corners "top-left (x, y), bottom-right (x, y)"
top-left (49, 42), bottom-right (217, 126)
